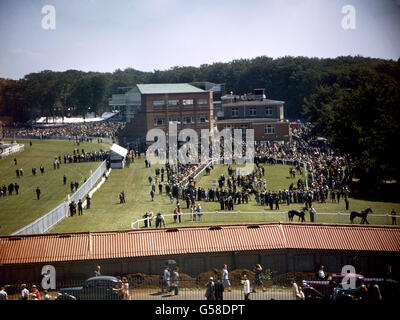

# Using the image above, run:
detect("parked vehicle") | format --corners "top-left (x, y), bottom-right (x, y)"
top-left (333, 278), bottom-right (400, 301)
top-left (302, 273), bottom-right (364, 300)
top-left (57, 276), bottom-right (123, 300)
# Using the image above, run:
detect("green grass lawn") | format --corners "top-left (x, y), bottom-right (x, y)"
top-left (0, 139), bottom-right (110, 235)
top-left (50, 158), bottom-right (400, 233)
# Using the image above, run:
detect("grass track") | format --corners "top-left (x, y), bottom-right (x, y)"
top-left (0, 139), bottom-right (110, 235)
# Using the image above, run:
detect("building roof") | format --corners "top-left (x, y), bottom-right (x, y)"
top-left (110, 144), bottom-right (128, 158)
top-left (1, 223), bottom-right (399, 265)
top-left (136, 83), bottom-right (205, 95)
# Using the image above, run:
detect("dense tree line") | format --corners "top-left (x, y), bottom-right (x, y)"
top-left (0, 55), bottom-right (398, 122)
top-left (0, 55), bottom-right (399, 189)
top-left (303, 58), bottom-right (400, 192)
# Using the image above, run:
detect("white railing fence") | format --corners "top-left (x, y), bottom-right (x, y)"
top-left (131, 211), bottom-right (398, 230)
top-left (0, 143), bottom-right (25, 159)
top-left (10, 161), bottom-right (108, 235)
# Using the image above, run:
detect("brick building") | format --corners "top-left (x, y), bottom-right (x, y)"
top-left (111, 83), bottom-right (213, 151)
top-left (217, 88), bottom-right (291, 142)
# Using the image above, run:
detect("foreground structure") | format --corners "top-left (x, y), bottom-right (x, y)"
top-left (1, 222), bottom-right (399, 284)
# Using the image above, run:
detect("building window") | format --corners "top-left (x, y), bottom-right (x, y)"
top-left (184, 117), bottom-right (194, 124)
top-left (182, 99), bottom-right (194, 105)
top-left (265, 106), bottom-right (273, 116)
top-left (169, 117), bottom-right (181, 124)
top-left (198, 99), bottom-right (208, 105)
top-left (264, 125), bottom-right (275, 134)
top-left (153, 100), bottom-right (165, 107)
top-left (198, 116), bottom-right (209, 123)
top-left (168, 100), bottom-right (179, 106)
top-left (249, 107), bottom-right (257, 116)
top-left (154, 118), bottom-right (165, 126)
top-left (232, 107), bottom-right (239, 117)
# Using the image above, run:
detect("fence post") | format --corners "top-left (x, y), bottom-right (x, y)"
top-left (263, 211), bottom-right (266, 222)
top-left (338, 212), bottom-right (341, 224)
top-left (216, 211), bottom-right (218, 222)
top-left (238, 211), bottom-right (241, 222)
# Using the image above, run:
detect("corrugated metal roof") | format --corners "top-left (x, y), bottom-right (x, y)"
top-left (136, 83), bottom-right (205, 94)
top-left (0, 223), bottom-right (399, 265)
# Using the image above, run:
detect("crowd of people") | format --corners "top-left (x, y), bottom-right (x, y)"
top-left (2, 121), bottom-right (125, 139)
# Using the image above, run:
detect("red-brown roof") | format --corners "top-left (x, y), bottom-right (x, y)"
top-left (0, 223), bottom-right (399, 265)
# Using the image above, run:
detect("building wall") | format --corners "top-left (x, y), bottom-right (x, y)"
top-left (216, 120), bottom-right (291, 142)
top-left (144, 91), bottom-right (213, 138)
top-left (221, 103), bottom-right (283, 120)
top-left (1, 249), bottom-right (397, 285)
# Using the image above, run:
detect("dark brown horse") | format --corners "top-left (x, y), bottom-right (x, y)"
top-left (350, 208), bottom-right (373, 224)
top-left (288, 207), bottom-right (308, 222)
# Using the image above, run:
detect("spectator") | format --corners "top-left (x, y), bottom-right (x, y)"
top-left (252, 264), bottom-right (266, 293)
top-left (170, 267), bottom-right (179, 295)
top-left (31, 285), bottom-right (42, 300)
top-left (36, 186), bottom-right (41, 200)
top-left (122, 277), bottom-right (130, 300)
top-left (309, 205), bottom-right (316, 222)
top-left (214, 277), bottom-right (225, 300)
top-left (292, 280), bottom-right (301, 300)
top-left (94, 265), bottom-right (101, 277)
top-left (20, 284), bottom-right (29, 300)
top-left (43, 290), bottom-right (51, 300)
top-left (0, 286), bottom-right (8, 300)
top-left (205, 277), bottom-right (215, 300)
top-left (318, 265), bottom-right (326, 280)
top-left (162, 266), bottom-right (170, 293)
top-left (222, 264), bottom-right (231, 292)
top-left (368, 280), bottom-right (382, 301)
top-left (241, 273), bottom-right (251, 300)
top-left (391, 209), bottom-right (397, 225)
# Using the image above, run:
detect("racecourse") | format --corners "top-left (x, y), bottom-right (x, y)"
top-left (0, 139), bottom-right (110, 235)
top-left (1, 140), bottom-right (399, 235)
top-left (50, 156), bottom-right (400, 233)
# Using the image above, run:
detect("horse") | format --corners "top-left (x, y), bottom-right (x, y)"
top-left (350, 208), bottom-right (373, 224)
top-left (288, 207), bottom-right (308, 222)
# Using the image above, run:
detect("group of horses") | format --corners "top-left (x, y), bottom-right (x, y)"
top-left (287, 207), bottom-right (373, 224)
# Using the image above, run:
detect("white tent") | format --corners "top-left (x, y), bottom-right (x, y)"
top-left (110, 143), bottom-right (128, 169)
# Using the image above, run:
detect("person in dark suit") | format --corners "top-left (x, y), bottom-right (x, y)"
top-left (214, 277), bottom-right (224, 300)
top-left (36, 187), bottom-right (41, 200)
top-left (86, 194), bottom-right (91, 209)
top-left (14, 183), bottom-right (19, 195)
top-left (78, 199), bottom-right (83, 215)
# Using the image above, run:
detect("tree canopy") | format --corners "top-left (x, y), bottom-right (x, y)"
top-left (0, 55), bottom-right (399, 188)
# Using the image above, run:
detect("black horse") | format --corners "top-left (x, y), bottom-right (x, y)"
top-left (288, 207), bottom-right (308, 222)
top-left (350, 208), bottom-right (373, 224)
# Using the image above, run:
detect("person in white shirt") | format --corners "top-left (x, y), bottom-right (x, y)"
top-left (0, 287), bottom-right (8, 300)
top-left (292, 281), bottom-right (300, 300)
top-left (20, 284), bottom-right (30, 300)
top-left (43, 290), bottom-right (51, 300)
top-left (298, 286), bottom-right (305, 300)
top-left (242, 274), bottom-right (251, 300)
top-left (318, 265), bottom-right (326, 279)
top-left (222, 265), bottom-right (231, 292)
